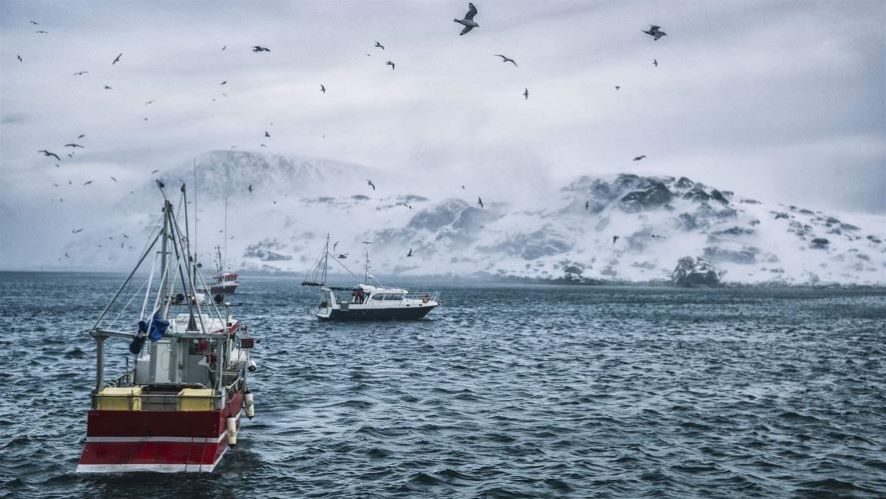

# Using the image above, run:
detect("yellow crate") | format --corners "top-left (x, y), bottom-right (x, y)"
top-left (177, 388), bottom-right (215, 411)
top-left (97, 386), bottom-right (142, 411)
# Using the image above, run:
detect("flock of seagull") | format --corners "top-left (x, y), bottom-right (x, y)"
top-left (18, 2), bottom-right (668, 262)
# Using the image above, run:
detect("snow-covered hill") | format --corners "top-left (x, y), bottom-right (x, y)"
top-left (60, 151), bottom-right (885, 285)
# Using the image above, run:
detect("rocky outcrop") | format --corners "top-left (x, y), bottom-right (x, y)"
top-left (671, 257), bottom-right (722, 287)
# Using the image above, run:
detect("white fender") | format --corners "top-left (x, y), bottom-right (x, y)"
top-left (245, 392), bottom-right (255, 419)
top-left (226, 417), bottom-right (237, 446)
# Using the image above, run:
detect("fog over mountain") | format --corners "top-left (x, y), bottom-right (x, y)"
top-left (7, 150), bottom-right (882, 285)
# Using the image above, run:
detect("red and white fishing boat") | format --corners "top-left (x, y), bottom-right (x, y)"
top-left (77, 182), bottom-right (258, 473)
top-left (209, 246), bottom-right (240, 299)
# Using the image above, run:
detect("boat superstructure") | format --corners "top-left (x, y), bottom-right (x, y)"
top-left (77, 182), bottom-right (257, 473)
top-left (302, 235), bottom-right (440, 321)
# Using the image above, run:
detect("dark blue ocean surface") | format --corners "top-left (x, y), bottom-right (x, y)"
top-left (0, 272), bottom-right (884, 497)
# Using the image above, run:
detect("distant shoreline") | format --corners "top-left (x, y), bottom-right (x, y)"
top-left (2, 269), bottom-right (884, 291)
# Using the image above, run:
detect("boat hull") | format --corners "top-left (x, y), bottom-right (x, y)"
top-left (76, 391), bottom-right (243, 473)
top-left (317, 304), bottom-right (437, 321)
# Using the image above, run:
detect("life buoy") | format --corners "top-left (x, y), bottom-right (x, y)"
top-left (422, 294), bottom-right (430, 303)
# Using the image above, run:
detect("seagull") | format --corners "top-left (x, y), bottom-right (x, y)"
top-left (585, 201), bottom-right (590, 210)
top-left (523, 88), bottom-right (529, 100)
top-left (252, 45), bottom-right (270, 52)
top-left (386, 61), bottom-right (395, 70)
top-left (67, 153), bottom-right (74, 158)
top-left (615, 86), bottom-right (620, 90)
top-left (64, 143), bottom-right (84, 148)
top-left (72, 228), bottom-right (83, 234)
top-left (643, 25), bottom-right (667, 40)
top-left (653, 58), bottom-right (658, 67)
top-left (30, 21), bottom-right (39, 25)
top-left (494, 54), bottom-right (518, 67)
top-left (478, 196), bottom-right (484, 208)
top-left (38, 150), bottom-right (61, 161)
top-left (83, 180), bottom-right (93, 185)
top-left (633, 155), bottom-right (646, 161)
top-left (375, 41), bottom-right (385, 50)
top-left (35, 30), bottom-right (48, 34)
top-left (145, 100), bottom-right (155, 106)
top-left (110, 176), bottom-right (117, 182)
top-left (248, 184), bottom-right (253, 193)
top-left (321, 84), bottom-right (326, 93)
top-left (407, 248), bottom-right (413, 257)
top-left (17, 55), bottom-right (22, 62)
top-left (612, 235), bottom-right (619, 244)
top-left (264, 131), bottom-right (270, 138)
top-left (77, 134), bottom-right (85, 139)
top-left (333, 241), bottom-right (339, 250)
top-left (221, 45), bottom-right (227, 51)
top-left (151, 169), bottom-right (159, 174)
top-left (104, 85), bottom-right (112, 90)
top-left (454, 2), bottom-right (479, 35)
top-left (260, 143), bottom-right (267, 148)
top-left (461, 185), bottom-right (466, 189)
top-left (156, 179), bottom-right (165, 189)
top-left (65, 252), bottom-right (70, 258)
top-left (337, 253), bottom-right (348, 259)
top-left (367, 179), bottom-right (376, 191)
top-left (220, 80), bottom-right (227, 85)
top-left (112, 53), bottom-right (122, 64)
top-left (73, 71), bottom-right (88, 76)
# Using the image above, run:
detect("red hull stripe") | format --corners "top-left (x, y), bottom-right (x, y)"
top-left (76, 445), bottom-right (228, 473)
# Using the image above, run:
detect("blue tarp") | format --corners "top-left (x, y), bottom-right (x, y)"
top-left (140, 314), bottom-right (170, 342)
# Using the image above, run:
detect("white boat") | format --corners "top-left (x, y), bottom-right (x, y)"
top-left (302, 236), bottom-right (440, 321)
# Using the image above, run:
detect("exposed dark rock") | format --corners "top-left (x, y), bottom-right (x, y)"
top-left (772, 212), bottom-right (789, 220)
top-left (676, 212), bottom-right (701, 231)
top-left (710, 189), bottom-right (729, 204)
top-left (674, 177), bottom-right (694, 189)
top-left (244, 239), bottom-right (293, 261)
top-left (740, 198), bottom-right (761, 204)
top-left (478, 224), bottom-right (572, 260)
top-left (866, 235), bottom-right (882, 244)
top-left (671, 257), bottom-right (721, 287)
top-left (810, 238), bottom-right (830, 249)
top-left (683, 186), bottom-right (711, 202)
top-left (351, 194), bottom-right (370, 201)
top-left (620, 181), bottom-right (673, 212)
top-left (799, 209), bottom-right (814, 215)
top-left (839, 223), bottom-right (860, 232)
top-left (713, 226), bottom-right (755, 237)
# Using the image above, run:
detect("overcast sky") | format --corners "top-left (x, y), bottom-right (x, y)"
top-left (1, 0), bottom-right (884, 222)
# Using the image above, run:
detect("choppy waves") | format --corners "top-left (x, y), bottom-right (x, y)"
top-left (0, 273), bottom-right (884, 497)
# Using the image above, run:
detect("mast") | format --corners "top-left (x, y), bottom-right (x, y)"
top-left (160, 200), bottom-right (170, 317)
top-left (322, 234), bottom-right (329, 285)
top-left (193, 159), bottom-right (198, 285)
top-left (362, 241), bottom-right (371, 284)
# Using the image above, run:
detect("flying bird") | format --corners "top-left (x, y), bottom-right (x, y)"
top-left (252, 45), bottom-right (270, 52)
top-left (64, 143), bottom-right (84, 148)
top-left (156, 179), bottom-right (165, 189)
top-left (523, 88), bottom-right (529, 100)
top-left (248, 184), bottom-right (253, 193)
top-left (333, 241), bottom-right (339, 250)
top-left (585, 201), bottom-right (590, 211)
top-left (407, 248), bottom-right (413, 257)
top-left (643, 25), bottom-right (667, 40)
top-left (110, 176), bottom-right (117, 182)
top-left (615, 85), bottom-right (620, 90)
top-left (337, 254), bottom-right (348, 259)
top-left (145, 100), bottom-right (155, 105)
top-left (612, 236), bottom-right (619, 244)
top-left (221, 45), bottom-right (227, 51)
top-left (260, 143), bottom-right (267, 148)
top-left (104, 85), bottom-right (112, 90)
top-left (38, 150), bottom-right (61, 161)
top-left (220, 80), bottom-right (227, 85)
top-left (478, 196), bottom-right (484, 208)
top-left (320, 84), bottom-right (326, 93)
top-left (73, 71), bottom-right (88, 76)
top-left (72, 228), bottom-right (83, 234)
top-left (653, 58), bottom-right (658, 67)
top-left (30, 21), bottom-right (39, 25)
top-left (112, 53), bottom-right (122, 64)
top-left (375, 41), bottom-right (385, 50)
top-left (17, 55), bottom-right (22, 62)
top-left (633, 155), bottom-right (646, 161)
top-left (494, 54), bottom-right (518, 67)
top-left (67, 153), bottom-right (74, 158)
top-left (65, 252), bottom-right (70, 258)
top-left (454, 2), bottom-right (479, 35)
top-left (77, 134), bottom-right (85, 139)
top-left (151, 169), bottom-right (159, 174)
top-left (386, 61), bottom-right (395, 70)
top-left (367, 179), bottom-right (376, 191)
top-left (83, 180), bottom-right (93, 185)
top-left (264, 131), bottom-right (270, 138)
top-left (35, 30), bottom-right (48, 34)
